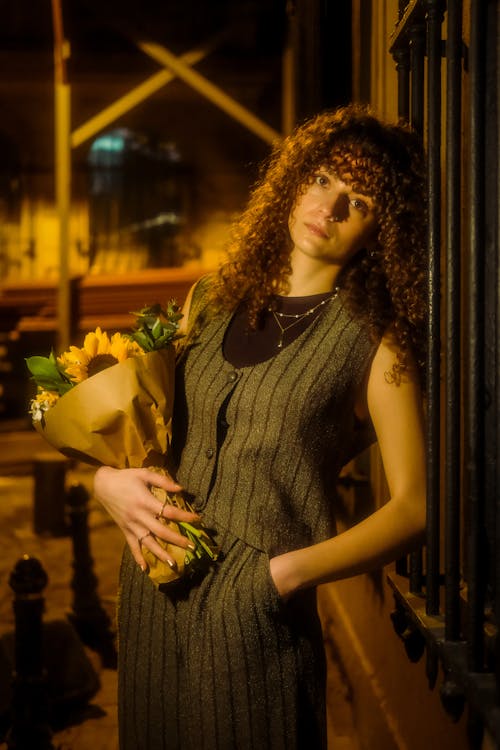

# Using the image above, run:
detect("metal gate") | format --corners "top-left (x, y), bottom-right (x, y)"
top-left (388, 0), bottom-right (500, 742)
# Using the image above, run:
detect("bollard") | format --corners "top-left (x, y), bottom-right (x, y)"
top-left (33, 452), bottom-right (70, 537)
top-left (6, 555), bottom-right (54, 750)
top-left (1, 560), bottom-right (101, 742)
top-left (66, 482), bottom-right (118, 668)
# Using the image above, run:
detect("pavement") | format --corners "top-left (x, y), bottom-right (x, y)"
top-left (0, 430), bottom-right (359, 750)
top-left (0, 456), bottom-right (122, 750)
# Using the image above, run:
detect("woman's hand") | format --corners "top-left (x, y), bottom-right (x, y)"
top-left (269, 554), bottom-right (297, 602)
top-left (93, 466), bottom-right (201, 571)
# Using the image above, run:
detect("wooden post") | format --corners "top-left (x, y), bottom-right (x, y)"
top-left (51, 0), bottom-right (71, 353)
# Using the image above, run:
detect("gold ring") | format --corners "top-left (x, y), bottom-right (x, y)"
top-left (138, 531), bottom-right (152, 545)
top-left (156, 495), bottom-right (170, 520)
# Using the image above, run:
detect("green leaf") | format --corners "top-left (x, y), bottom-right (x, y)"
top-left (127, 299), bottom-right (185, 352)
top-left (25, 352), bottom-right (74, 395)
top-left (26, 355), bottom-right (61, 382)
top-left (151, 318), bottom-right (163, 339)
top-left (127, 331), bottom-right (151, 350)
top-left (179, 522), bottom-right (220, 563)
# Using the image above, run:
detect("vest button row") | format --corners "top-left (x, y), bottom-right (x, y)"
top-left (205, 447), bottom-right (214, 459)
top-left (227, 370), bottom-right (239, 383)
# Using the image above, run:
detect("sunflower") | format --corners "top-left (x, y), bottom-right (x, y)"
top-left (58, 327), bottom-right (144, 384)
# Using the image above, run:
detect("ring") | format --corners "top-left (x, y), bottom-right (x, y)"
top-left (138, 531), bottom-right (152, 545)
top-left (156, 495), bottom-right (170, 520)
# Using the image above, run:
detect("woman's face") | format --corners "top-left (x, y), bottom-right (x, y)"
top-left (288, 169), bottom-right (378, 270)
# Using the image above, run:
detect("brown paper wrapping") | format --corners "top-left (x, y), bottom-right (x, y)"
top-left (35, 349), bottom-right (174, 469)
top-left (147, 484), bottom-right (192, 584)
top-left (34, 347), bottom-right (207, 588)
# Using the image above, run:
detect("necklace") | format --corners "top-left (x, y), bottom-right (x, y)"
top-left (270, 288), bottom-right (339, 349)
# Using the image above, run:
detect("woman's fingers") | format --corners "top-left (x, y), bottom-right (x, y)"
top-left (137, 467), bottom-right (182, 493)
top-left (131, 525), bottom-right (191, 570)
top-left (142, 536), bottom-right (183, 569)
top-left (156, 500), bottom-right (200, 524)
top-left (127, 510), bottom-right (196, 566)
top-left (93, 466), bottom-right (199, 570)
top-left (137, 470), bottom-right (200, 522)
top-left (127, 527), bottom-right (177, 571)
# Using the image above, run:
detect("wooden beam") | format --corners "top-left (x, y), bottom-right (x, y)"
top-left (73, 10), bottom-right (282, 145)
top-left (71, 43), bottom-right (219, 148)
top-left (137, 40), bottom-right (282, 145)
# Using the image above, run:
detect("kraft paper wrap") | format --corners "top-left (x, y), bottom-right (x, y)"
top-left (147, 484), bottom-right (192, 584)
top-left (35, 349), bottom-right (174, 469)
top-left (34, 348), bottom-right (207, 588)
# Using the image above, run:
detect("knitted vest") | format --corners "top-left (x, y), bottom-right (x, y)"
top-left (173, 280), bottom-right (378, 557)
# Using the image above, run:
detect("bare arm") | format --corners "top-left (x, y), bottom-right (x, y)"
top-left (269, 336), bottom-right (427, 598)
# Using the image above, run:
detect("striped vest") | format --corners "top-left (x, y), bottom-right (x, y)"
top-left (173, 281), bottom-right (378, 557)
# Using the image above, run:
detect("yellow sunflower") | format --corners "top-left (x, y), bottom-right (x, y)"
top-left (58, 327), bottom-right (144, 384)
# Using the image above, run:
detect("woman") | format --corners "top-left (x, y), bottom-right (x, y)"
top-left (95, 104), bottom-right (428, 749)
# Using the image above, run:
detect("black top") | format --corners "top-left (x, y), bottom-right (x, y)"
top-left (223, 292), bottom-right (336, 367)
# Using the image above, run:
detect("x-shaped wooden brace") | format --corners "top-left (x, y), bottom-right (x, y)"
top-left (71, 31), bottom-right (282, 149)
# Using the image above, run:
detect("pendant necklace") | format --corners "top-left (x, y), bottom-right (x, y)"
top-left (271, 288), bottom-right (339, 349)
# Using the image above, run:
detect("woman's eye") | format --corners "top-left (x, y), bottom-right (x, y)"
top-left (315, 174), bottom-right (329, 187)
top-left (351, 198), bottom-right (369, 214)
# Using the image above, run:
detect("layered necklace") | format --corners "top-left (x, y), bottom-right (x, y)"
top-left (270, 287), bottom-right (339, 349)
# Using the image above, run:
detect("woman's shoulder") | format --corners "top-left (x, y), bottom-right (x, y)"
top-left (181, 272), bottom-right (216, 317)
top-left (337, 289), bottom-right (381, 357)
top-left (177, 271), bottom-right (220, 341)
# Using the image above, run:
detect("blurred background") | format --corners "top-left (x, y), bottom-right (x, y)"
top-left (0, 0), bottom-right (353, 279)
top-left (0, 0), bottom-right (353, 426)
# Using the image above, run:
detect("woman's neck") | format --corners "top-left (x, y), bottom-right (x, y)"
top-left (285, 253), bottom-right (341, 297)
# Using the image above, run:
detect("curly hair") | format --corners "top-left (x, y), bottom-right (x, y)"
top-left (207, 104), bottom-right (428, 383)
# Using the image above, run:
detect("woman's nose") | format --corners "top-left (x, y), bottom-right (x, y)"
top-left (319, 192), bottom-right (349, 222)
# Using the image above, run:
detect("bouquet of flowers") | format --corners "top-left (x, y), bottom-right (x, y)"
top-left (26, 301), bottom-right (219, 589)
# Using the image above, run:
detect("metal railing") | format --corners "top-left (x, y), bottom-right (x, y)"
top-left (388, 0), bottom-right (499, 743)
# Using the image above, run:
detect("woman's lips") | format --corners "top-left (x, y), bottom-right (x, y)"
top-left (305, 222), bottom-right (329, 239)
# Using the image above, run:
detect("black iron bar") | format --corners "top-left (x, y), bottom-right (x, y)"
top-left (408, 17), bottom-right (426, 594)
top-left (425, 0), bottom-right (445, 616)
top-left (490, 0), bottom-right (500, 669)
top-left (444, 0), bottom-right (463, 641)
top-left (466, 0), bottom-right (487, 673)
top-left (409, 549), bottom-right (423, 593)
top-left (391, 37), bottom-right (411, 581)
top-left (409, 20), bottom-right (426, 134)
top-left (394, 47), bottom-right (411, 120)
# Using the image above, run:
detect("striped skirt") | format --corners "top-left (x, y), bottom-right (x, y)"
top-left (117, 526), bottom-right (326, 750)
